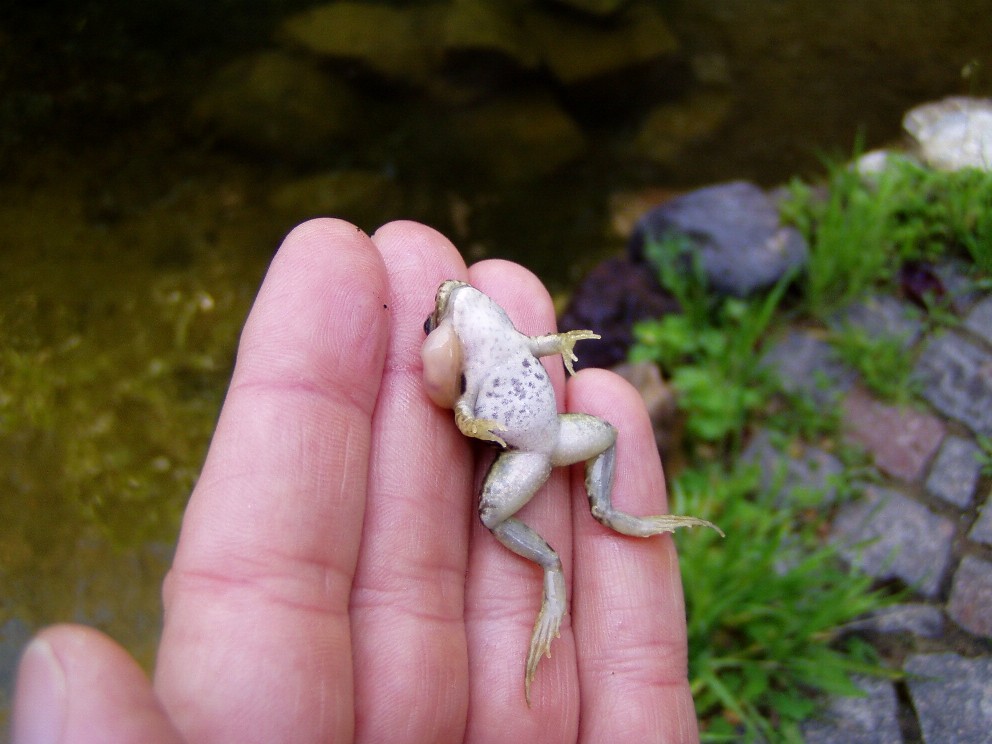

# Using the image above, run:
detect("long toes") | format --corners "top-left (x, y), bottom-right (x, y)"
top-left (524, 610), bottom-right (563, 704)
top-left (647, 514), bottom-right (724, 537)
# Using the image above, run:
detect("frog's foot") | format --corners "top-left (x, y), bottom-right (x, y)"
top-left (621, 513), bottom-right (725, 538)
top-left (557, 330), bottom-right (600, 375)
top-left (524, 565), bottom-right (567, 706)
top-left (455, 406), bottom-right (508, 447)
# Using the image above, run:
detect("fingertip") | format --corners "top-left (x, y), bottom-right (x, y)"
top-left (13, 626), bottom-right (183, 744)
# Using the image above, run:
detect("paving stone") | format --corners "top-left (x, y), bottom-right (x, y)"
top-left (925, 435), bottom-right (983, 508)
top-left (830, 293), bottom-right (923, 348)
top-left (742, 428), bottom-right (845, 506)
top-left (762, 329), bottom-right (856, 406)
top-left (842, 386), bottom-right (946, 482)
top-left (934, 260), bottom-right (984, 314)
top-left (963, 295), bottom-right (992, 346)
top-left (845, 603), bottom-right (946, 639)
top-left (947, 555), bottom-right (992, 638)
top-left (969, 490), bottom-right (992, 546)
top-left (904, 653), bottom-right (992, 744)
top-left (801, 675), bottom-right (902, 744)
top-left (915, 332), bottom-right (992, 437)
top-left (831, 486), bottom-right (954, 597)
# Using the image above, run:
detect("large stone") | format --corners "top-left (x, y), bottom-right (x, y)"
top-left (190, 51), bottom-right (356, 160)
top-left (903, 96), bottom-right (992, 172)
top-left (801, 675), bottom-right (902, 744)
top-left (630, 181), bottom-right (808, 297)
top-left (559, 256), bottom-right (679, 370)
top-left (831, 486), bottom-right (954, 598)
top-left (525, 1), bottom-right (679, 86)
top-left (761, 329), bottom-right (856, 407)
top-left (842, 386), bottom-right (945, 483)
top-left (904, 654), bottom-right (992, 743)
top-left (925, 435), bottom-right (982, 508)
top-left (445, 94), bottom-right (585, 184)
top-left (268, 170), bottom-right (403, 230)
top-left (947, 555), bottom-right (992, 638)
top-left (280, 3), bottom-right (440, 85)
top-left (915, 332), bottom-right (992, 437)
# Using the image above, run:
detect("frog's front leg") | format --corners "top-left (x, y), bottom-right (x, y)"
top-left (527, 330), bottom-right (601, 375)
top-left (553, 414), bottom-right (724, 537)
top-left (478, 451), bottom-right (563, 705)
top-left (455, 397), bottom-right (508, 447)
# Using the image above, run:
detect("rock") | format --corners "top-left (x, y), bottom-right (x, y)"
top-left (970, 491), bottom-right (992, 546)
top-left (553, 0), bottom-right (630, 16)
top-left (761, 329), bottom-right (856, 407)
top-left (829, 294), bottom-right (923, 348)
top-left (606, 186), bottom-right (684, 240)
top-left (801, 675), bottom-right (902, 744)
top-left (741, 428), bottom-right (844, 506)
top-left (963, 295), bottom-right (992, 346)
top-left (445, 94), bottom-right (585, 184)
top-left (844, 603), bottom-right (945, 639)
top-left (831, 486), bottom-right (954, 598)
top-left (559, 256), bottom-right (679, 370)
top-left (915, 332), bottom-right (992, 437)
top-left (903, 96), bottom-right (992, 172)
top-left (904, 653), bottom-right (992, 743)
top-left (629, 181), bottom-right (808, 297)
top-left (632, 92), bottom-right (735, 167)
top-left (842, 386), bottom-right (945, 483)
top-left (190, 51), bottom-right (356, 160)
top-left (925, 435), bottom-right (982, 508)
top-left (524, 1), bottom-right (681, 108)
top-left (611, 361), bottom-right (678, 457)
top-left (947, 555), bottom-right (992, 638)
top-left (268, 170), bottom-right (403, 230)
top-left (280, 3), bottom-right (440, 85)
top-left (441, 0), bottom-right (537, 70)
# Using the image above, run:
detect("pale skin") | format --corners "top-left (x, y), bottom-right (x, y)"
top-left (13, 219), bottom-right (703, 744)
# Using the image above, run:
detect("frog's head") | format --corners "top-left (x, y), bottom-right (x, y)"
top-left (421, 280), bottom-right (468, 408)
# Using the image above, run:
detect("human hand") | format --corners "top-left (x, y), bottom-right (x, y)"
top-left (12, 220), bottom-right (699, 743)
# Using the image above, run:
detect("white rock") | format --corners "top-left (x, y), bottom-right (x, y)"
top-left (903, 96), bottom-right (992, 172)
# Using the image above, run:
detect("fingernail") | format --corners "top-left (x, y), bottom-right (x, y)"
top-left (12, 638), bottom-right (67, 744)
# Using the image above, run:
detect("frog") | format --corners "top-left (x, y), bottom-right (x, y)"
top-left (422, 279), bottom-right (721, 704)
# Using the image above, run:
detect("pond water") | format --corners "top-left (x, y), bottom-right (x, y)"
top-left (1, 0), bottom-right (990, 730)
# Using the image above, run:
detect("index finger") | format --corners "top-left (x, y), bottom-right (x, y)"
top-left (155, 219), bottom-right (390, 743)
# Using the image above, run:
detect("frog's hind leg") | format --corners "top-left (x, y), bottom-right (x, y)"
top-left (553, 413), bottom-right (723, 538)
top-left (478, 451), bottom-right (564, 705)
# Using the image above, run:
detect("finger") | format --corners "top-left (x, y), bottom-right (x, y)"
top-left (155, 219), bottom-right (390, 743)
top-left (568, 370), bottom-right (699, 744)
top-left (462, 260), bottom-right (579, 741)
top-left (349, 221), bottom-right (471, 743)
top-left (13, 625), bottom-right (183, 744)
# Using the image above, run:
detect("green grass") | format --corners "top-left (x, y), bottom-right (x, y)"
top-left (631, 152), bottom-right (992, 740)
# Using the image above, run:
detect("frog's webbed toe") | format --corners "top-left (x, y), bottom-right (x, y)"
top-left (525, 582), bottom-right (565, 705)
top-left (635, 514), bottom-right (724, 537)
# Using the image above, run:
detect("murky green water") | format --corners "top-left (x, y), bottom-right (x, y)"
top-left (2, 0), bottom-right (990, 730)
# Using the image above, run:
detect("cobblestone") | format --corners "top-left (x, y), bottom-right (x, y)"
top-left (831, 486), bottom-right (954, 598)
top-left (963, 295), bottom-right (992, 346)
top-left (925, 435), bottom-right (983, 507)
top-left (742, 428), bottom-right (845, 505)
top-left (915, 332), bottom-right (992, 437)
top-left (904, 653), bottom-right (992, 744)
top-left (801, 675), bottom-right (902, 744)
top-left (969, 491), bottom-right (992, 545)
top-left (762, 329), bottom-right (856, 406)
top-left (830, 293), bottom-right (923, 347)
top-left (947, 555), bottom-right (992, 638)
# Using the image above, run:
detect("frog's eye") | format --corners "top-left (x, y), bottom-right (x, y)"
top-left (424, 314), bottom-right (435, 335)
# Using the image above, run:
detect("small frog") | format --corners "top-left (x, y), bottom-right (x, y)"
top-left (422, 279), bottom-right (721, 704)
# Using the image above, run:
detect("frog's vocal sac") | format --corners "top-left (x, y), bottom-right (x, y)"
top-left (421, 279), bottom-right (721, 704)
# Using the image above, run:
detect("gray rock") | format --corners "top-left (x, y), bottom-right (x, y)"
top-left (630, 181), bottom-right (808, 297)
top-left (964, 296), bottom-right (992, 347)
top-left (762, 330), bottom-right (857, 407)
top-left (801, 675), bottom-right (902, 744)
top-left (970, 491), bottom-right (992, 546)
top-left (190, 51), bottom-right (357, 160)
top-left (829, 294), bottom-right (923, 348)
top-left (947, 555), bottom-right (992, 638)
top-left (904, 653), bottom-right (992, 743)
top-left (915, 332), bottom-right (992, 437)
top-left (925, 435), bottom-right (982, 508)
top-left (831, 486), bottom-right (954, 598)
top-left (845, 603), bottom-right (945, 639)
top-left (903, 96), bottom-right (992, 172)
top-left (742, 428), bottom-right (844, 506)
